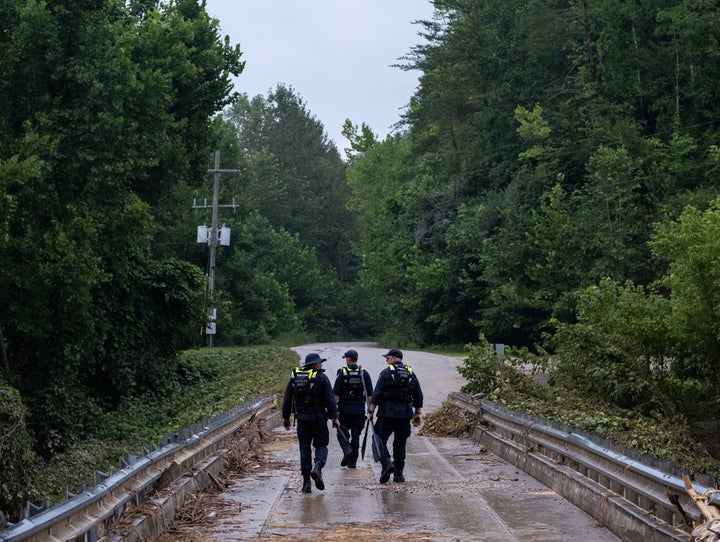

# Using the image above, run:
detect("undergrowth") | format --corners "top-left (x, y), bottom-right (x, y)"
top-left (32, 346), bottom-right (299, 504)
top-left (448, 339), bottom-right (720, 480)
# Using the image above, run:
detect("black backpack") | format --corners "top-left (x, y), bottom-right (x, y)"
top-left (291, 368), bottom-right (321, 413)
top-left (386, 364), bottom-right (415, 403)
top-left (338, 366), bottom-right (366, 404)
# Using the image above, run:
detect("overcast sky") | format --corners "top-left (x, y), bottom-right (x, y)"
top-left (204, 1), bottom-right (435, 150)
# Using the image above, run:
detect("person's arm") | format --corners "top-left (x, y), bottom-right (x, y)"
top-left (411, 374), bottom-right (423, 426)
top-left (412, 373), bottom-right (424, 411)
top-left (281, 379), bottom-right (294, 430)
top-left (364, 370), bottom-right (374, 400)
top-left (369, 372), bottom-right (384, 416)
top-left (323, 374), bottom-right (340, 426)
top-left (332, 374), bottom-right (342, 406)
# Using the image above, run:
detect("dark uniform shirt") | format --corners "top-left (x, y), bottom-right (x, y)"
top-left (282, 368), bottom-right (338, 421)
top-left (333, 364), bottom-right (374, 415)
top-left (372, 362), bottom-right (423, 418)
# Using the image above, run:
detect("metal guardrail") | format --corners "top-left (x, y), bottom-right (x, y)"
top-left (447, 391), bottom-right (709, 541)
top-left (0, 395), bottom-right (277, 542)
top-left (3, 391), bottom-right (712, 541)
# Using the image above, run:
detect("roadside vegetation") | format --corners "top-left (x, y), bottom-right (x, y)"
top-left (5, 0), bottom-right (720, 524)
top-left (7, 347), bottom-right (298, 515)
top-left (447, 339), bottom-right (720, 480)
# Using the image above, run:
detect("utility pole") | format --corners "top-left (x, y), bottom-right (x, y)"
top-left (193, 150), bottom-right (239, 346)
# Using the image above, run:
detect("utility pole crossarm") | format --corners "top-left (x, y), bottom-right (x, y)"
top-left (192, 198), bottom-right (238, 210)
top-left (207, 168), bottom-right (243, 174)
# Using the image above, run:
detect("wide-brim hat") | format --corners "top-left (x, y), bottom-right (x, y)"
top-left (303, 352), bottom-right (326, 367)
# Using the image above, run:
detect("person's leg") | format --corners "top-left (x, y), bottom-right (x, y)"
top-left (310, 419), bottom-right (330, 490)
top-left (347, 413), bottom-right (364, 467)
top-left (391, 418), bottom-right (412, 482)
top-left (337, 413), bottom-right (353, 465)
top-left (296, 421), bottom-right (313, 492)
top-left (349, 414), bottom-right (363, 451)
top-left (372, 416), bottom-right (393, 465)
top-left (373, 417), bottom-right (396, 483)
top-left (311, 419), bottom-right (330, 466)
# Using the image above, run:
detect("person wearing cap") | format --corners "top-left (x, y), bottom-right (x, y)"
top-left (282, 352), bottom-right (340, 493)
top-left (368, 348), bottom-right (423, 483)
top-left (333, 349), bottom-right (374, 468)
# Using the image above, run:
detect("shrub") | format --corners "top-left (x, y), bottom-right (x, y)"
top-left (0, 384), bottom-right (37, 520)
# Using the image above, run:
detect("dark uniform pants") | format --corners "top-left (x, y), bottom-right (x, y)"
top-left (337, 412), bottom-right (365, 455)
top-left (296, 418), bottom-right (329, 474)
top-left (373, 416), bottom-right (412, 472)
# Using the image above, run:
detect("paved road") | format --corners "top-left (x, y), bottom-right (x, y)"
top-left (161, 343), bottom-right (621, 541)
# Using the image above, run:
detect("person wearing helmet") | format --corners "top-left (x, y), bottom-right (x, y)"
top-left (368, 348), bottom-right (423, 483)
top-left (282, 352), bottom-right (340, 493)
top-left (333, 349), bottom-right (374, 468)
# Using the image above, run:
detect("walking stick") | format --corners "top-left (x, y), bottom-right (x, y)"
top-left (359, 365), bottom-right (373, 460)
top-left (360, 414), bottom-right (371, 460)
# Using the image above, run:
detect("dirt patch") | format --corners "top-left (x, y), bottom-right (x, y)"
top-left (419, 404), bottom-right (477, 438)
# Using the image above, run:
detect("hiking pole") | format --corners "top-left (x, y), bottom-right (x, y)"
top-left (360, 413), bottom-right (371, 460)
top-left (359, 364), bottom-right (372, 461)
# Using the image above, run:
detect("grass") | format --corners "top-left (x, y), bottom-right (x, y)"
top-left (33, 346), bottom-right (300, 503)
top-left (494, 386), bottom-right (720, 478)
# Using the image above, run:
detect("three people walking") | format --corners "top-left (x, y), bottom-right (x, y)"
top-left (282, 347), bottom-right (423, 492)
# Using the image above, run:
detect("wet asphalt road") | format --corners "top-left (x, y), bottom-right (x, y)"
top-left (180, 343), bottom-right (622, 541)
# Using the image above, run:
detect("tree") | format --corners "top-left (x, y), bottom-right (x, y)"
top-left (0, 0), bottom-right (242, 452)
top-left (650, 200), bottom-right (720, 384)
top-left (222, 86), bottom-right (357, 277)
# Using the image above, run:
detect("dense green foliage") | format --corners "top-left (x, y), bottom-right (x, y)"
top-left (0, 1), bottom-right (359, 517)
top-left (457, 339), bottom-right (720, 478)
top-left (349, 0), bottom-right (720, 348)
top-left (4, 0), bottom-right (720, 521)
top-left (0, 384), bottom-right (36, 517)
top-left (347, 1), bottom-right (720, 420)
top-left (0, 0), bottom-right (243, 516)
top-left (30, 346), bottom-right (298, 511)
top-left (192, 88), bottom-right (360, 344)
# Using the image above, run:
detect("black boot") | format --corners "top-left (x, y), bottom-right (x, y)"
top-left (310, 461), bottom-right (325, 490)
top-left (347, 451), bottom-right (358, 469)
top-left (301, 474), bottom-right (312, 493)
top-left (393, 462), bottom-right (405, 482)
top-left (379, 461), bottom-right (395, 484)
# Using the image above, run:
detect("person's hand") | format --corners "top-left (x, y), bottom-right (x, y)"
top-left (367, 410), bottom-right (374, 421)
top-left (283, 418), bottom-right (291, 431)
top-left (412, 414), bottom-right (422, 427)
top-left (332, 418), bottom-right (340, 429)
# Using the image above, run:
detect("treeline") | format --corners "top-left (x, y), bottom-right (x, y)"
top-left (345, 0), bottom-right (720, 432)
top-left (0, 0), bottom-right (242, 514)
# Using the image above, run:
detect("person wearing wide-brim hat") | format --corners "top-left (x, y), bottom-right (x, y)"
top-left (282, 352), bottom-right (340, 493)
top-left (368, 348), bottom-right (423, 484)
